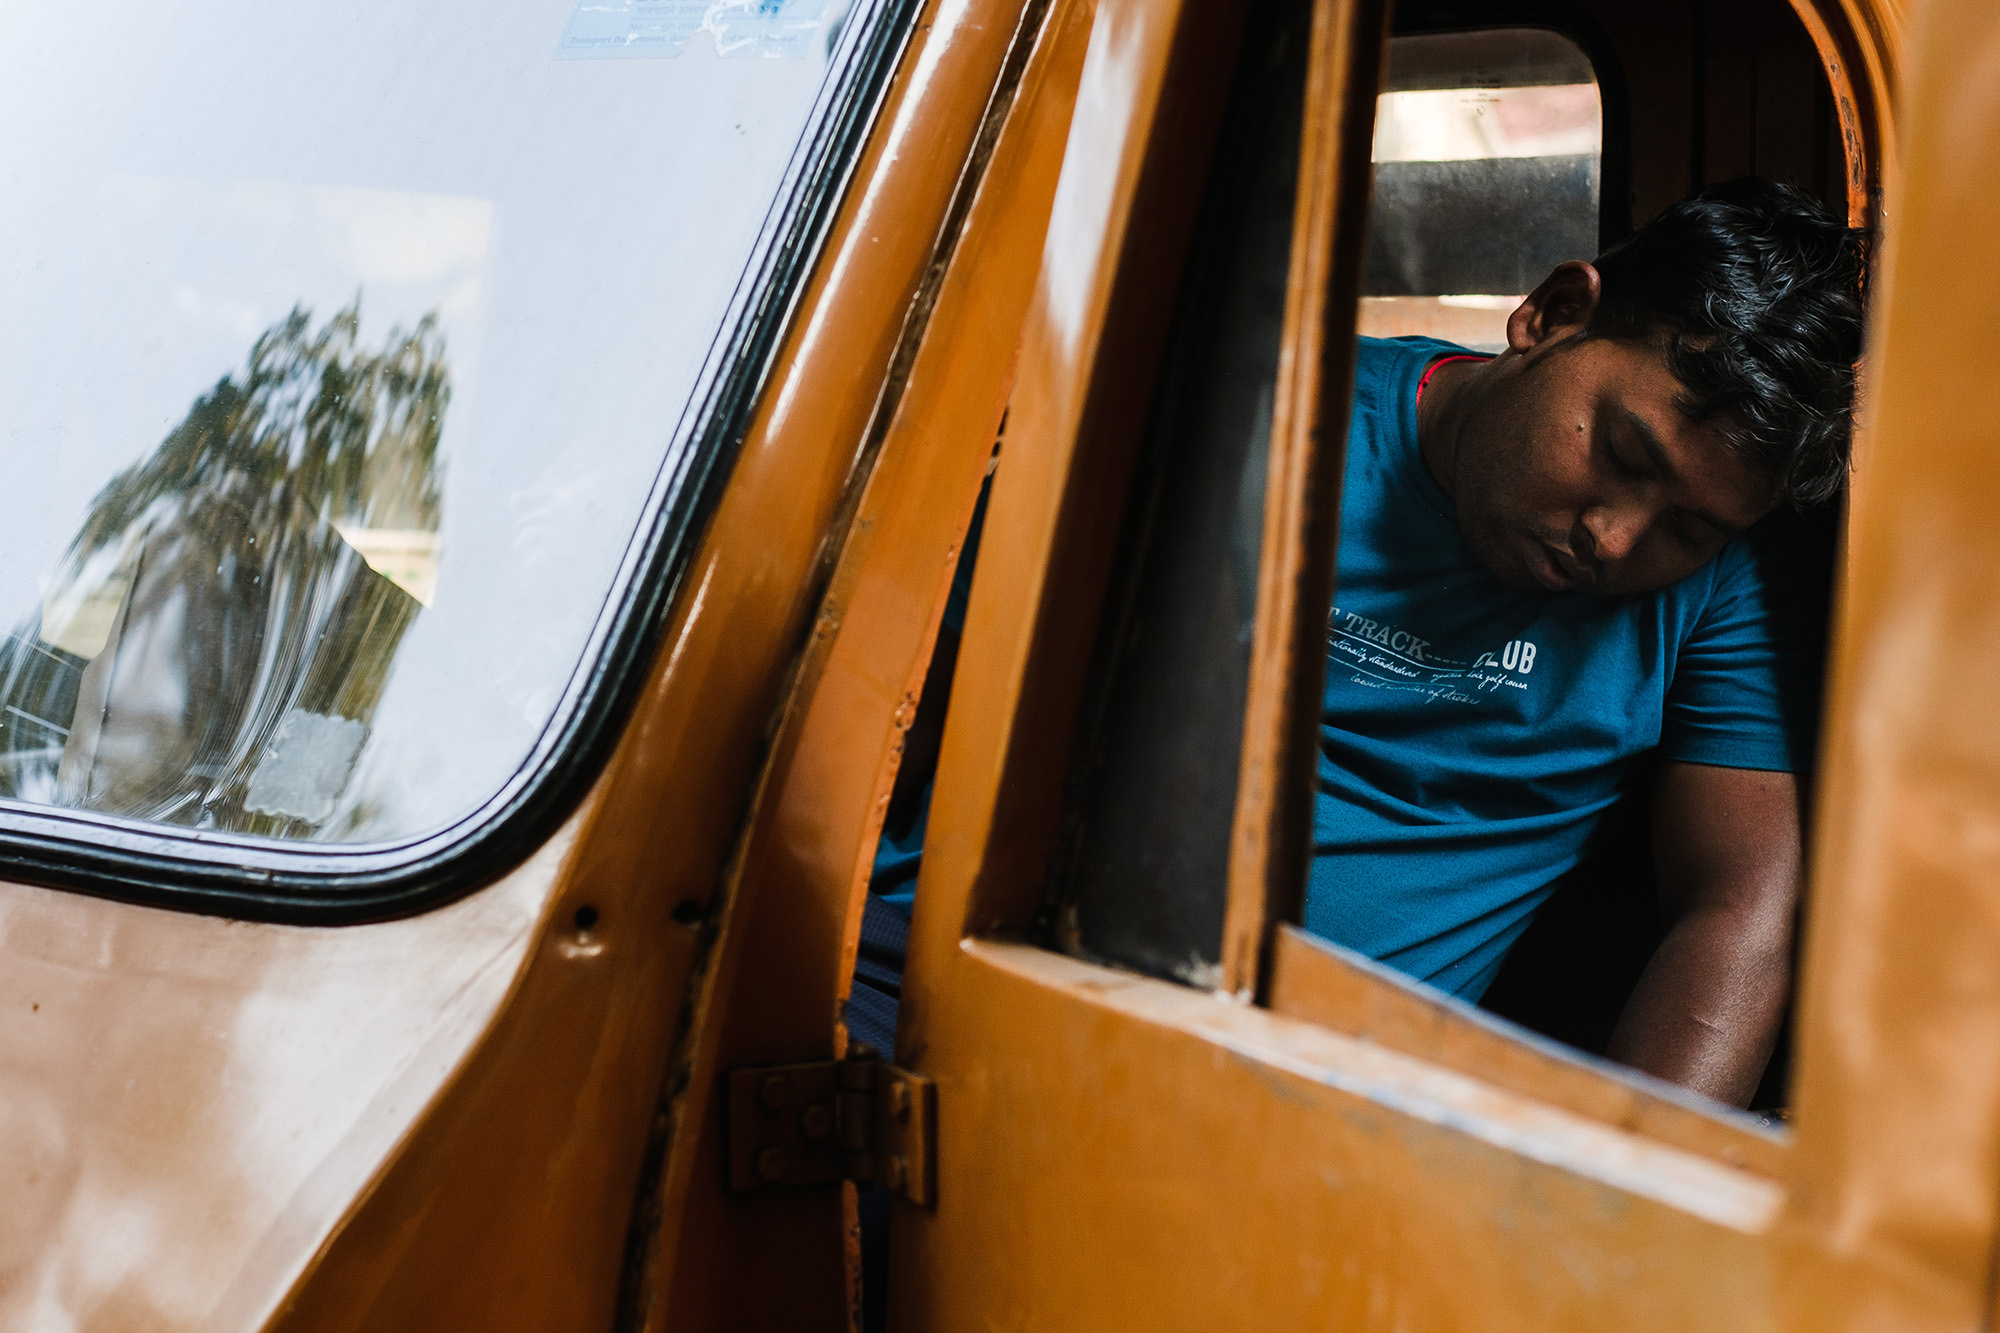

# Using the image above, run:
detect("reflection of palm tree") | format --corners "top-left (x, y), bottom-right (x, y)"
top-left (0, 302), bottom-right (449, 838)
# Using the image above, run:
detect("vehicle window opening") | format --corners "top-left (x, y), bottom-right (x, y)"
top-left (1025, 0), bottom-right (1851, 1119)
top-left (1329, 11), bottom-right (1852, 1116)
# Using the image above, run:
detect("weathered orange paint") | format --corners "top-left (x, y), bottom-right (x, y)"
top-left (0, 823), bottom-right (568, 1328)
top-left (1269, 925), bottom-right (1783, 1176)
top-left (1221, 0), bottom-right (1387, 1000)
top-left (1776, 0), bottom-right (2000, 1327)
top-left (1783, 0), bottom-right (1897, 225)
top-left (634, 0), bottom-right (1077, 1317)
top-left (909, 937), bottom-right (1783, 1329)
top-left (934, 0), bottom-right (1252, 958)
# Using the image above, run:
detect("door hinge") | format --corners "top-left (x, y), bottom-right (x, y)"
top-left (724, 1043), bottom-right (936, 1206)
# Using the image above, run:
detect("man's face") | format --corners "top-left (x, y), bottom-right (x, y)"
top-left (1441, 264), bottom-right (1782, 597)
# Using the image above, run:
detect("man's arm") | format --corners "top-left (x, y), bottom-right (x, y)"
top-left (1605, 760), bottom-right (1802, 1107)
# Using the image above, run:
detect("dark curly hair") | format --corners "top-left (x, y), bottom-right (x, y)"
top-left (1587, 178), bottom-right (1868, 506)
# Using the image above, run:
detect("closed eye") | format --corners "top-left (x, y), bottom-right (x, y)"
top-left (1598, 432), bottom-right (1648, 482)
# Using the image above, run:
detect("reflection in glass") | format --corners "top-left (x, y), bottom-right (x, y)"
top-left (0, 0), bottom-right (870, 858)
top-left (0, 306), bottom-right (445, 838)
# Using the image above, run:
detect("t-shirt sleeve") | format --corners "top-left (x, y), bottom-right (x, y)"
top-left (1659, 523), bottom-right (1823, 773)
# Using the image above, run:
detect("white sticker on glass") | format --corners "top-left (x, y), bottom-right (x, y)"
top-left (555, 0), bottom-right (832, 59)
top-left (245, 711), bottom-right (369, 825)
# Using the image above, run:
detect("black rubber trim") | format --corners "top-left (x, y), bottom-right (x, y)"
top-left (0, 0), bottom-right (925, 925)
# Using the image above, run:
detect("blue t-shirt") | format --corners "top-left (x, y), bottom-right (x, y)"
top-left (1307, 337), bottom-right (1810, 1001)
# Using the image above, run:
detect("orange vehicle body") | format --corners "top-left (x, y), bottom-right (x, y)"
top-left (7, 0), bottom-right (2000, 1328)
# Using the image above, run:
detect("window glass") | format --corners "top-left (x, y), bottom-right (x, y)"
top-left (1361, 28), bottom-right (1601, 351)
top-left (1048, 0), bottom-right (1307, 985)
top-left (0, 0), bottom-right (891, 849)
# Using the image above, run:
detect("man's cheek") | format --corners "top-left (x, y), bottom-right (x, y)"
top-left (1618, 551), bottom-right (1703, 595)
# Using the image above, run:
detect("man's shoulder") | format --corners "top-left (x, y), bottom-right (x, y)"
top-left (1622, 532), bottom-right (1789, 669)
top-left (1670, 531), bottom-right (1762, 611)
top-left (1356, 334), bottom-right (1474, 374)
top-left (1353, 336), bottom-right (1476, 419)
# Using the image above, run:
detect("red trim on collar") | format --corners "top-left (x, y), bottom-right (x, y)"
top-left (1414, 353), bottom-right (1491, 409)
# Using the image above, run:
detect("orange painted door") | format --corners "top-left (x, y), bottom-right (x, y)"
top-left (869, 0), bottom-right (2000, 1329)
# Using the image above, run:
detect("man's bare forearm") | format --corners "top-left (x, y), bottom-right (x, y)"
top-left (1613, 761), bottom-right (1803, 1107)
top-left (1605, 900), bottom-right (1790, 1106)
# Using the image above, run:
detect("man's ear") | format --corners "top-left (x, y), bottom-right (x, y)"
top-left (1506, 261), bottom-right (1602, 353)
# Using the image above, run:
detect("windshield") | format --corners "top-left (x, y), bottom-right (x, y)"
top-left (0, 0), bottom-right (883, 848)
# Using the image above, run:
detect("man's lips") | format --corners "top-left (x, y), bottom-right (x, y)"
top-left (1531, 540), bottom-right (1590, 591)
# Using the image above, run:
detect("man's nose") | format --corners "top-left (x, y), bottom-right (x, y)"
top-left (1579, 502), bottom-right (1648, 565)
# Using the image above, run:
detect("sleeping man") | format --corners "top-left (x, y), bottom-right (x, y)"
top-left (1310, 177), bottom-right (1867, 1106)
